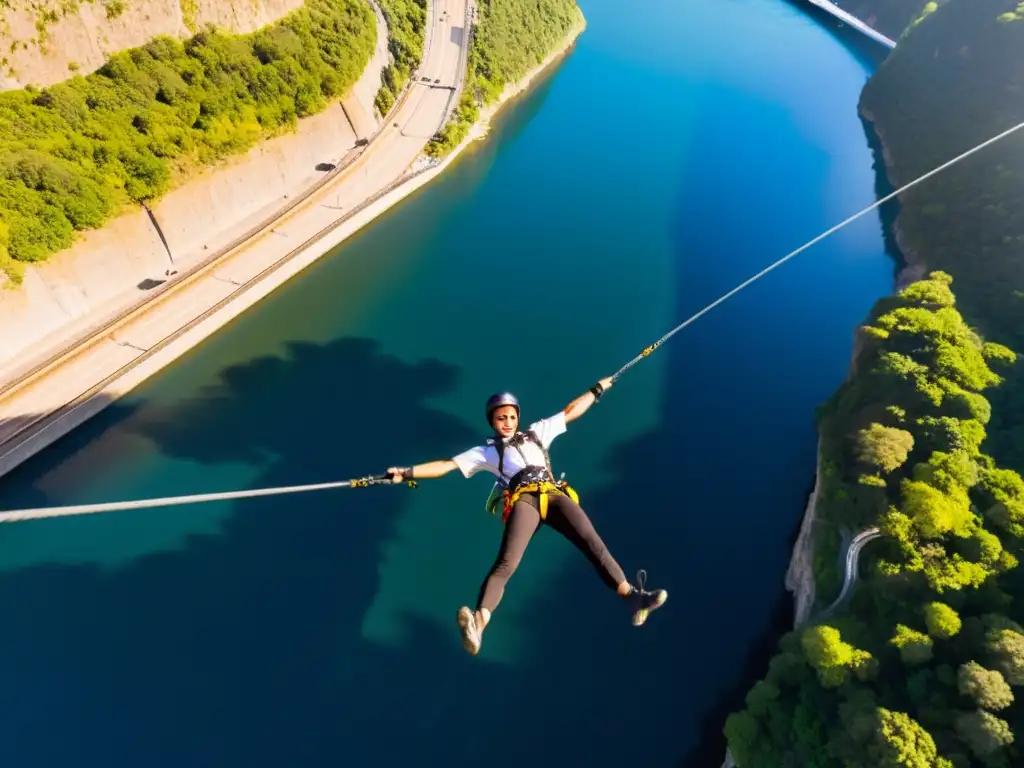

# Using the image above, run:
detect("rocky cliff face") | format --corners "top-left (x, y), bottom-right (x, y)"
top-left (0, 0), bottom-right (305, 90)
top-left (784, 442), bottom-right (823, 627)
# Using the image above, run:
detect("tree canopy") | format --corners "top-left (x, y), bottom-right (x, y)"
top-left (861, 0), bottom-right (1024, 475)
top-left (0, 0), bottom-right (378, 280)
top-left (725, 274), bottom-right (1024, 767)
top-left (728, 2), bottom-right (1024, 759)
top-left (425, 0), bottom-right (581, 158)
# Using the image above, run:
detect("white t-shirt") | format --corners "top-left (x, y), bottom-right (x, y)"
top-left (452, 411), bottom-right (568, 484)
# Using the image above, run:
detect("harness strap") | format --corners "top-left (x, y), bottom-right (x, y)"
top-left (495, 435), bottom-right (506, 483)
top-left (486, 429), bottom-right (573, 521)
top-left (527, 429), bottom-right (555, 477)
top-left (493, 429), bottom-right (549, 486)
top-left (500, 480), bottom-right (580, 524)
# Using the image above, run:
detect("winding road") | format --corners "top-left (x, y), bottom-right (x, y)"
top-left (818, 526), bottom-right (882, 619)
top-left (0, 0), bottom-right (473, 476)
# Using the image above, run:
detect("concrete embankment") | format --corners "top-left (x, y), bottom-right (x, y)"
top-left (0, 0), bottom-right (308, 91)
top-left (0, 0), bottom-right (389, 378)
top-left (0, 2), bottom-right (587, 478)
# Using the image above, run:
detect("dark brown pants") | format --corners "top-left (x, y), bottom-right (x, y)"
top-left (475, 492), bottom-right (627, 613)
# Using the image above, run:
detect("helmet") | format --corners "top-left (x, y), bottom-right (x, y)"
top-left (485, 392), bottom-right (520, 424)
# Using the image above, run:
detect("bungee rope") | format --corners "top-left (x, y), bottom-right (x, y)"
top-left (610, 119), bottom-right (1024, 383)
top-left (1, 119), bottom-right (1022, 524)
top-left (0, 474), bottom-right (416, 524)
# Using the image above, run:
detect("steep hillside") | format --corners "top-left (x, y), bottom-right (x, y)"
top-left (0, 0), bottom-right (315, 90)
top-left (0, 0), bottom-right (376, 280)
top-left (425, 0), bottom-right (582, 157)
top-left (725, 1), bottom-right (1024, 765)
top-left (726, 273), bottom-right (1023, 768)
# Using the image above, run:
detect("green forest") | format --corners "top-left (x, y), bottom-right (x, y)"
top-left (425, 0), bottom-right (581, 158)
top-left (725, 1), bottom-right (1024, 765)
top-left (861, 0), bottom-right (1024, 474)
top-left (0, 0), bottom-right (377, 281)
top-left (0, 0), bottom-right (586, 280)
top-left (725, 272), bottom-right (1023, 766)
top-left (372, 0), bottom-right (426, 115)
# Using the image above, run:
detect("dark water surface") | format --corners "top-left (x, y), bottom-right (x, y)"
top-left (0, 1), bottom-right (894, 765)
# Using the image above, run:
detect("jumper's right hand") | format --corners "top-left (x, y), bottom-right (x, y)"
top-left (386, 467), bottom-right (406, 483)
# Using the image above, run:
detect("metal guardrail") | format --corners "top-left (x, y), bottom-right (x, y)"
top-left (440, 0), bottom-right (473, 130)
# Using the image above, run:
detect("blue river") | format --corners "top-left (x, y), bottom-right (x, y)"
top-left (0, 0), bottom-right (895, 765)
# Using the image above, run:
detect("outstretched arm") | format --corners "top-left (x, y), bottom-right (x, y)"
top-left (386, 459), bottom-right (458, 483)
top-left (563, 376), bottom-right (614, 424)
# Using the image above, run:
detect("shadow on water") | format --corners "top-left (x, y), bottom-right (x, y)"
top-left (673, 492), bottom-right (808, 768)
top-left (131, 337), bottom-right (476, 473)
top-left (0, 391), bottom-right (131, 507)
top-left (677, 596), bottom-right (795, 768)
top-left (0, 337), bottom-right (526, 768)
top-left (0, 338), bottom-right (805, 768)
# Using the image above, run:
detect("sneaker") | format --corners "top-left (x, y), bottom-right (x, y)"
top-left (628, 569), bottom-right (667, 627)
top-left (457, 606), bottom-right (483, 655)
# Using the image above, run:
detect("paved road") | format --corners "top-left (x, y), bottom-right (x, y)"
top-left (818, 526), bottom-right (882, 619)
top-left (0, 0), bottom-right (470, 454)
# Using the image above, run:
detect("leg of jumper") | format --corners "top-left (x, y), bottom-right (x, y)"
top-left (544, 494), bottom-right (627, 591)
top-left (475, 499), bottom-right (542, 615)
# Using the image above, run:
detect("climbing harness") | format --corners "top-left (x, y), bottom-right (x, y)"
top-left (500, 479), bottom-right (579, 523)
top-left (484, 429), bottom-right (580, 523)
top-left (1, 120), bottom-right (1022, 524)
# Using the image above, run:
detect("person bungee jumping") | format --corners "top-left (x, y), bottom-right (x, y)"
top-left (386, 376), bottom-right (668, 657)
